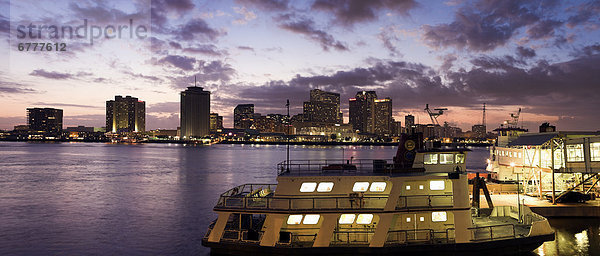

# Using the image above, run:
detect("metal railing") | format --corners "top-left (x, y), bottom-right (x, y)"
top-left (469, 224), bottom-right (516, 241)
top-left (277, 159), bottom-right (397, 175)
top-left (220, 229), bottom-right (264, 243)
top-left (396, 195), bottom-right (454, 209)
top-left (216, 195), bottom-right (389, 211)
top-left (331, 230), bottom-right (375, 245)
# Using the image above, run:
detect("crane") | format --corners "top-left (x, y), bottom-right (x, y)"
top-left (505, 108), bottom-right (521, 128)
top-left (424, 104), bottom-right (448, 126)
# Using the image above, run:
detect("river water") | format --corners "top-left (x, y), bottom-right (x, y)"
top-left (0, 142), bottom-right (597, 255)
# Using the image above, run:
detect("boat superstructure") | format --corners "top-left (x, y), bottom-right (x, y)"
top-left (203, 135), bottom-right (554, 255)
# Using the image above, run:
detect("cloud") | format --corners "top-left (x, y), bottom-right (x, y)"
top-left (516, 46), bottom-right (536, 59)
top-left (566, 1), bottom-right (600, 29)
top-left (311, 0), bottom-right (417, 27)
top-left (237, 46), bottom-right (255, 51)
top-left (29, 69), bottom-right (73, 80)
top-left (158, 55), bottom-right (197, 71)
top-left (147, 102), bottom-right (179, 113)
top-left (68, 2), bottom-right (148, 24)
top-left (235, 0), bottom-right (289, 11)
top-left (174, 18), bottom-right (223, 41)
top-left (168, 60), bottom-right (236, 89)
top-left (277, 14), bottom-right (348, 51)
top-left (31, 102), bottom-right (102, 109)
top-left (182, 44), bottom-right (226, 56)
top-left (378, 26), bottom-right (401, 56)
top-left (232, 6), bottom-right (257, 25)
top-left (123, 71), bottom-right (162, 82)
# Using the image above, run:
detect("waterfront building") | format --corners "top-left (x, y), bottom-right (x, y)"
top-left (472, 124), bottom-right (486, 139)
top-left (180, 87), bottom-right (210, 138)
top-left (349, 91), bottom-right (377, 133)
top-left (27, 107), bottom-right (63, 134)
top-left (374, 98), bottom-right (392, 136)
top-left (210, 113), bottom-right (223, 132)
top-left (106, 96), bottom-right (145, 133)
top-left (234, 104), bottom-right (254, 129)
top-left (13, 124), bottom-right (29, 131)
top-left (303, 89), bottom-right (341, 125)
top-left (65, 126), bottom-right (94, 132)
top-left (392, 120), bottom-right (402, 136)
top-left (405, 114), bottom-right (415, 134)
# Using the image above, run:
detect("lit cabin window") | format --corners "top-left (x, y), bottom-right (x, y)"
top-left (287, 215), bottom-right (303, 225)
top-left (592, 142), bottom-right (600, 161)
top-left (317, 182), bottom-right (334, 192)
top-left (567, 144), bottom-right (585, 162)
top-left (405, 185), bottom-right (411, 190)
top-left (303, 214), bottom-right (320, 224)
top-left (419, 185), bottom-right (424, 190)
top-left (430, 180), bottom-right (445, 190)
top-left (419, 216), bottom-right (425, 222)
top-left (300, 182), bottom-right (317, 192)
top-left (432, 212), bottom-right (447, 222)
top-left (369, 182), bottom-right (386, 192)
top-left (424, 154), bottom-right (438, 164)
top-left (356, 214), bottom-right (374, 224)
top-left (353, 182), bottom-right (370, 192)
top-left (439, 154), bottom-right (454, 164)
top-left (455, 154), bottom-right (465, 164)
top-left (406, 217), bottom-right (411, 222)
top-left (339, 214), bottom-right (356, 224)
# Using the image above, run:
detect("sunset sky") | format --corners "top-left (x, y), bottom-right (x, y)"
top-left (1, 0), bottom-right (599, 131)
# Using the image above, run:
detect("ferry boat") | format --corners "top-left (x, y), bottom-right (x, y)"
top-left (202, 135), bottom-right (555, 255)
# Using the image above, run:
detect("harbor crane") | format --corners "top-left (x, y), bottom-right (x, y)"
top-left (504, 108), bottom-right (521, 128)
top-left (424, 104), bottom-right (448, 126)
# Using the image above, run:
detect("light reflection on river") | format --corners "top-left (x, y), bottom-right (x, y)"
top-left (0, 142), bottom-right (596, 255)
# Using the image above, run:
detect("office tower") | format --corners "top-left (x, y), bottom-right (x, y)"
top-left (349, 91), bottom-right (377, 133)
top-left (405, 114), bottom-right (415, 134)
top-left (209, 113), bottom-right (223, 132)
top-left (180, 87), bottom-right (210, 138)
top-left (234, 104), bottom-right (254, 129)
top-left (106, 96), bottom-right (145, 133)
top-left (27, 108), bottom-right (63, 134)
top-left (302, 89), bottom-right (340, 125)
top-left (374, 98), bottom-right (392, 135)
top-left (392, 120), bottom-right (402, 136)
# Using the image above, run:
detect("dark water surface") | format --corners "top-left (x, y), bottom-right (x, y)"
top-left (0, 142), bottom-right (597, 255)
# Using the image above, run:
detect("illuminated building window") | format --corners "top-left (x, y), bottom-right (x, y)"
top-left (406, 217), bottom-right (411, 222)
top-left (369, 182), bottom-right (387, 192)
top-left (339, 214), bottom-right (356, 224)
top-left (303, 214), bottom-right (320, 224)
top-left (567, 144), bottom-right (585, 162)
top-left (353, 182), bottom-right (370, 192)
top-left (419, 217), bottom-right (425, 222)
top-left (419, 185), bottom-right (424, 190)
top-left (430, 180), bottom-right (445, 190)
top-left (591, 143), bottom-right (600, 162)
top-left (432, 212), bottom-right (447, 222)
top-left (455, 154), bottom-right (465, 164)
top-left (356, 214), bottom-right (374, 224)
top-left (424, 153), bottom-right (438, 164)
top-left (317, 182), bottom-right (334, 192)
top-left (287, 215), bottom-right (303, 225)
top-left (439, 154), bottom-right (454, 164)
top-left (300, 182), bottom-right (317, 192)
top-left (405, 185), bottom-right (411, 190)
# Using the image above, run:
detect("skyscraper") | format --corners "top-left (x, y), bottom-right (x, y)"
top-left (349, 91), bottom-right (377, 133)
top-left (180, 87), bottom-right (210, 138)
top-left (27, 107), bottom-right (63, 134)
top-left (234, 104), bottom-right (254, 129)
top-left (302, 89), bottom-right (340, 125)
top-left (374, 98), bottom-right (392, 135)
top-left (106, 96), bottom-right (145, 133)
top-left (405, 114), bottom-right (415, 134)
top-left (209, 113), bottom-right (223, 132)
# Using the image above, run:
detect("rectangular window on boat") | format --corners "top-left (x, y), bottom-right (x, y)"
top-left (424, 153), bottom-right (438, 164)
top-left (287, 215), bottom-right (303, 225)
top-left (303, 214), bottom-right (320, 224)
top-left (339, 214), bottom-right (356, 224)
top-left (369, 182), bottom-right (387, 192)
top-left (429, 180), bottom-right (445, 191)
top-left (356, 214), bottom-right (374, 224)
top-left (300, 182), bottom-right (317, 192)
top-left (455, 154), bottom-right (465, 164)
top-left (317, 182), bottom-right (334, 192)
top-left (439, 154), bottom-right (454, 164)
top-left (353, 182), bottom-right (369, 192)
top-left (591, 142), bottom-right (600, 162)
top-left (566, 144), bottom-right (584, 162)
top-left (432, 211), bottom-right (447, 222)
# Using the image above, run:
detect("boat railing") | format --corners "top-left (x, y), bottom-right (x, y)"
top-left (216, 195), bottom-right (389, 211)
top-left (396, 195), bottom-right (454, 209)
top-left (277, 159), bottom-right (396, 175)
top-left (216, 184), bottom-right (278, 207)
top-left (219, 229), bottom-right (264, 243)
top-left (386, 228), bottom-right (455, 245)
top-left (331, 230), bottom-right (375, 245)
top-left (469, 223), bottom-right (516, 241)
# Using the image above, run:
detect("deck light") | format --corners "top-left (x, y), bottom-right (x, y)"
top-left (300, 182), bottom-right (317, 192)
top-left (303, 214), bottom-right (320, 224)
top-left (339, 214), bottom-right (356, 224)
top-left (287, 215), bottom-right (303, 225)
top-left (356, 214), bottom-right (373, 224)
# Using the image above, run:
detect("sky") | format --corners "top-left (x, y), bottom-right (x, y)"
top-left (0, 0), bottom-right (599, 131)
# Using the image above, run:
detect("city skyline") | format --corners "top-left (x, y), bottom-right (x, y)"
top-left (1, 0), bottom-right (599, 131)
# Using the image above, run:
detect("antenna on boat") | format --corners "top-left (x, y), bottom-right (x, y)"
top-left (286, 99), bottom-right (290, 173)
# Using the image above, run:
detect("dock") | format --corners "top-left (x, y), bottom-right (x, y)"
top-left (476, 194), bottom-right (600, 218)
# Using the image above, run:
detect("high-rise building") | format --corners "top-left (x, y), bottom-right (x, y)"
top-left (106, 96), bottom-right (145, 133)
top-left (180, 87), bottom-right (210, 138)
top-left (405, 114), bottom-right (415, 134)
top-left (234, 104), bottom-right (254, 129)
top-left (302, 89), bottom-right (340, 124)
top-left (472, 124), bottom-right (486, 139)
top-left (374, 98), bottom-right (392, 135)
top-left (349, 91), bottom-right (377, 133)
top-left (27, 108), bottom-right (63, 134)
top-left (209, 113), bottom-right (223, 132)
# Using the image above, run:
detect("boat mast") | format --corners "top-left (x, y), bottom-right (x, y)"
top-left (286, 99), bottom-right (290, 173)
